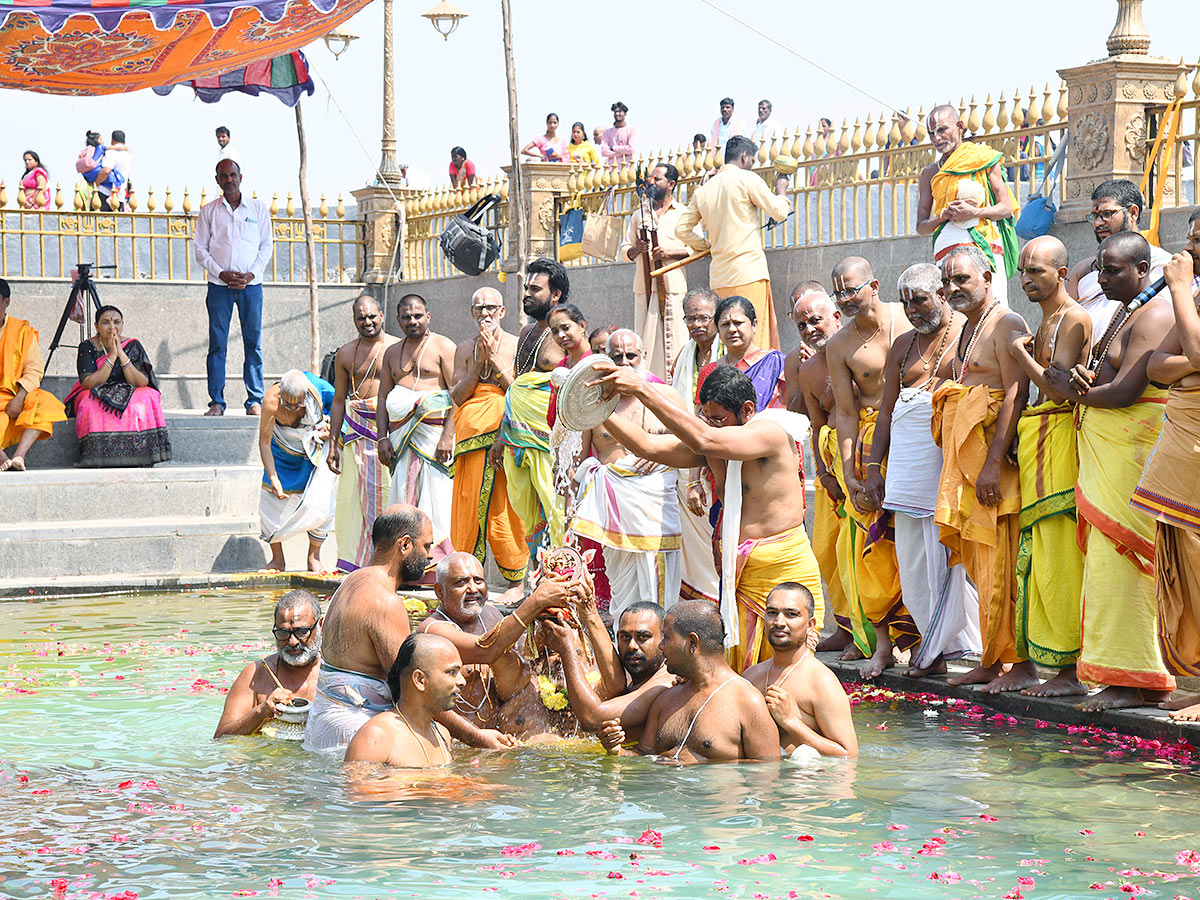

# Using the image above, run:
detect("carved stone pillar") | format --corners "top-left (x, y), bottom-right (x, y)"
top-left (350, 184), bottom-right (421, 283)
top-left (1056, 0), bottom-right (1186, 221)
top-left (499, 161), bottom-right (573, 269)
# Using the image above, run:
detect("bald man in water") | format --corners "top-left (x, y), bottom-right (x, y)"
top-left (345, 633), bottom-right (465, 768)
top-left (743, 583), bottom-right (857, 757)
top-left (600, 600), bottom-right (780, 763)
top-left (823, 256), bottom-right (914, 677)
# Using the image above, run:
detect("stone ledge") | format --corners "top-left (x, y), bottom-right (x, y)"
top-left (822, 652), bottom-right (1200, 744)
top-left (0, 514), bottom-right (257, 541)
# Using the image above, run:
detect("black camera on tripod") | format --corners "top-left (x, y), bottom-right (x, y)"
top-left (44, 262), bottom-right (118, 368)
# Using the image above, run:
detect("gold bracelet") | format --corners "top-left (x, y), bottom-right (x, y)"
top-left (866, 461), bottom-right (882, 469)
top-left (686, 480), bottom-right (703, 489)
top-left (512, 608), bottom-right (529, 630)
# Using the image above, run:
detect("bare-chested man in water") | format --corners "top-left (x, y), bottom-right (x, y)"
top-left (824, 256), bottom-right (914, 678)
top-left (304, 504), bottom-right (513, 753)
top-left (328, 294), bottom-right (399, 572)
top-left (743, 583), bottom-right (857, 757)
top-left (417, 550), bottom-right (579, 739)
top-left (570, 329), bottom-right (689, 622)
top-left (377, 294), bottom-right (457, 573)
top-left (601, 600), bottom-right (780, 763)
top-left (1006, 236), bottom-right (1092, 698)
top-left (935, 245), bottom-right (1035, 693)
top-left (788, 283), bottom-right (853, 655)
top-left (345, 633), bottom-right (465, 768)
top-left (449, 287), bottom-right (526, 604)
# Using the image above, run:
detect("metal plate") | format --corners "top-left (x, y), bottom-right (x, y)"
top-left (556, 356), bottom-right (620, 431)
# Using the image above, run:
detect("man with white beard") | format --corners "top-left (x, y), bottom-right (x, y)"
top-left (214, 590), bottom-right (322, 737)
top-left (862, 264), bottom-right (982, 677)
top-left (571, 329), bottom-right (686, 624)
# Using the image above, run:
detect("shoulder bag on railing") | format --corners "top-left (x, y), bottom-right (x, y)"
top-left (1016, 135), bottom-right (1068, 241)
top-left (439, 193), bottom-right (502, 276)
top-left (581, 188), bottom-right (622, 261)
top-left (558, 205), bottom-right (584, 262)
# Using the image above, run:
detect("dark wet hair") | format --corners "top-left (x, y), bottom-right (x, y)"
top-left (715, 294), bottom-right (756, 325)
top-left (527, 257), bottom-right (570, 302)
top-left (619, 601), bottom-right (666, 626)
top-left (275, 588), bottom-right (321, 622)
top-left (666, 600), bottom-right (725, 654)
top-left (1092, 179), bottom-right (1144, 215)
top-left (767, 582), bottom-right (815, 617)
top-left (398, 292), bottom-right (427, 312)
top-left (653, 162), bottom-right (679, 184)
top-left (94, 304), bottom-right (122, 325)
top-left (698, 364), bottom-right (756, 414)
top-left (373, 506), bottom-right (425, 550)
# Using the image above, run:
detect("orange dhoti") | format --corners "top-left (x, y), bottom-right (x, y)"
top-left (811, 477), bottom-right (850, 637)
top-left (932, 382), bottom-right (1020, 668)
top-left (450, 384), bottom-right (528, 583)
top-left (0, 315), bottom-right (65, 449)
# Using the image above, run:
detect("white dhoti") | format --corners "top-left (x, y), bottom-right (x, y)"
top-left (572, 455), bottom-right (683, 627)
top-left (385, 385), bottom-right (456, 576)
top-left (302, 662), bottom-right (393, 753)
top-left (260, 381), bottom-right (336, 545)
top-left (884, 387), bottom-right (981, 668)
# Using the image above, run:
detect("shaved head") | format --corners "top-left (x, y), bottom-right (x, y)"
top-left (471, 286), bottom-right (503, 305)
top-left (353, 293), bottom-right (381, 312)
top-left (831, 256), bottom-right (872, 284)
top-left (386, 632), bottom-right (458, 700)
top-left (1020, 235), bottom-right (1069, 270)
top-left (1098, 230), bottom-right (1151, 268)
top-left (927, 103), bottom-right (959, 126)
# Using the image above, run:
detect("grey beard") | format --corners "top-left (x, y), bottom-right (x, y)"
top-left (910, 309), bottom-right (945, 334)
top-left (281, 632), bottom-right (321, 668)
top-left (946, 294), bottom-right (980, 313)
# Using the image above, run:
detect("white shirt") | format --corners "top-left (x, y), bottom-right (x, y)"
top-left (100, 146), bottom-right (132, 199)
top-left (218, 144), bottom-right (241, 165)
top-left (751, 117), bottom-right (774, 144)
top-left (194, 194), bottom-right (273, 286)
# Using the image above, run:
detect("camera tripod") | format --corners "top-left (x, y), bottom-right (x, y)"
top-left (44, 263), bottom-right (115, 370)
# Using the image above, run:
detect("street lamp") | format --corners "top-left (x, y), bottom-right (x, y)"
top-left (322, 24), bottom-right (359, 60)
top-left (422, 1), bottom-right (468, 41)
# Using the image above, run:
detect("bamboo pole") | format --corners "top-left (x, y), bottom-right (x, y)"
top-left (295, 100), bottom-right (320, 372)
top-left (500, 0), bottom-right (527, 297)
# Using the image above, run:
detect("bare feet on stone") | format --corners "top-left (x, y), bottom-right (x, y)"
top-left (1022, 665), bottom-right (1088, 697)
top-left (903, 655), bottom-right (947, 678)
top-left (816, 630), bottom-right (852, 653)
top-left (265, 552), bottom-right (287, 572)
top-left (947, 661), bottom-right (1003, 687)
top-left (838, 642), bottom-right (865, 662)
top-left (8, 456), bottom-right (25, 471)
top-left (859, 633), bottom-right (894, 680)
top-left (982, 660), bottom-right (1040, 694)
top-left (1170, 703), bottom-right (1200, 722)
top-left (1159, 692), bottom-right (1200, 711)
top-left (1076, 685), bottom-right (1150, 712)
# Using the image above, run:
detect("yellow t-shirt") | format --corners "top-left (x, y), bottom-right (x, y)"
top-left (567, 141), bottom-right (601, 165)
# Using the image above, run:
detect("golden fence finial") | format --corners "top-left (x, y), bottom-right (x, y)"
top-left (1041, 82), bottom-right (1054, 123)
top-left (967, 95), bottom-right (982, 134)
top-left (1192, 57), bottom-right (1200, 98)
top-left (997, 92), bottom-right (1009, 130)
top-left (163, 187), bottom-right (174, 213)
top-left (1057, 80), bottom-right (1069, 119)
top-left (913, 107), bottom-right (926, 143)
top-left (199, 187), bottom-right (208, 208)
top-left (182, 187), bottom-right (192, 215)
top-left (1027, 85), bottom-right (1038, 124)
top-left (802, 125), bottom-right (815, 161)
top-left (1174, 59), bottom-right (1188, 101)
top-left (54, 183), bottom-right (64, 211)
top-left (0, 182), bottom-right (7, 209)
top-left (981, 94), bottom-right (996, 134)
top-left (813, 125), bottom-right (826, 160)
top-left (336, 194), bottom-right (346, 218)
top-left (267, 191), bottom-right (277, 215)
top-left (862, 116), bottom-right (874, 152)
top-left (146, 186), bottom-right (156, 213)
top-left (838, 118), bottom-right (851, 155)
top-left (889, 113), bottom-right (902, 147)
top-left (757, 136), bottom-right (769, 165)
top-left (318, 193), bottom-right (328, 217)
top-left (1011, 95), bottom-right (1025, 129)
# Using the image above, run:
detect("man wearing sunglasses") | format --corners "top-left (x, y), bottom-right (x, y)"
top-left (1065, 179), bottom-right (1173, 332)
top-left (214, 590), bottom-right (322, 737)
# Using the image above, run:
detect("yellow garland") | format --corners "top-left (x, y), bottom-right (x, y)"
top-left (537, 675), bottom-right (569, 711)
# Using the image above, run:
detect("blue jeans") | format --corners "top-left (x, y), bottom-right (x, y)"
top-left (206, 282), bottom-right (264, 411)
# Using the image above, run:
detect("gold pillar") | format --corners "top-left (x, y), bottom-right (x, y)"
top-left (499, 161), bottom-right (573, 268)
top-left (351, 184), bottom-right (421, 282)
top-left (1056, 0), bottom-right (1186, 221)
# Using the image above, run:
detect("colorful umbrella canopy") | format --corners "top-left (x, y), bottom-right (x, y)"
top-left (153, 49), bottom-right (314, 106)
top-left (0, 0), bottom-right (371, 95)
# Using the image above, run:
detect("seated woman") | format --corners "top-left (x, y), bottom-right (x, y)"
top-left (64, 305), bottom-right (172, 467)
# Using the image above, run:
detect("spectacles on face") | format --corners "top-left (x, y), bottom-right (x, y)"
top-left (471, 304), bottom-right (501, 316)
top-left (273, 625), bottom-right (316, 641)
top-left (831, 279), bottom-right (872, 302)
top-left (610, 351), bottom-right (641, 364)
top-left (1086, 208), bottom-right (1125, 224)
top-left (683, 314), bottom-right (713, 326)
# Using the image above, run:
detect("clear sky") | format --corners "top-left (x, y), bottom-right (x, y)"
top-left (1, 0), bottom-right (1195, 208)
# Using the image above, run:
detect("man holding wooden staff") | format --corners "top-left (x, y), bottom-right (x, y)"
top-left (620, 162), bottom-right (691, 380)
top-left (675, 135), bottom-right (791, 350)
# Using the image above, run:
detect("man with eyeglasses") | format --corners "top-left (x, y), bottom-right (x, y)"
top-left (916, 105), bottom-right (1019, 308)
top-left (569, 329), bottom-right (686, 625)
top-left (676, 135), bottom-right (791, 351)
top-left (258, 368), bottom-right (336, 573)
top-left (786, 282), bottom-right (852, 656)
top-left (619, 162), bottom-right (692, 379)
top-left (1065, 179), bottom-right (1173, 333)
top-left (215, 590), bottom-right (322, 737)
top-left (328, 294), bottom-right (399, 573)
top-left (822, 257), bottom-right (916, 678)
top-left (670, 288), bottom-right (723, 606)
top-left (449, 287), bottom-right (526, 606)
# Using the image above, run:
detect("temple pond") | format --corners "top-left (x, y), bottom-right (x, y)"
top-left (4, 589), bottom-right (1200, 899)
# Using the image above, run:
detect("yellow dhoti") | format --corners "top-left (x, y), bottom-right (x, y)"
top-left (932, 383), bottom-right (1020, 668)
top-left (0, 316), bottom-right (65, 448)
top-left (1014, 400), bottom-right (1083, 668)
top-left (715, 281), bottom-right (779, 351)
top-left (729, 522), bottom-right (823, 672)
top-left (811, 478), bottom-right (850, 636)
top-left (500, 371), bottom-right (563, 555)
top-left (819, 414), bottom-right (913, 657)
top-left (1131, 386), bottom-right (1200, 677)
top-left (451, 384), bottom-right (528, 583)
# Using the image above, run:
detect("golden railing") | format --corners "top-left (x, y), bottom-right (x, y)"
top-left (401, 177), bottom-right (510, 281)
top-left (0, 183), bottom-right (365, 283)
top-left (1145, 60), bottom-right (1200, 209)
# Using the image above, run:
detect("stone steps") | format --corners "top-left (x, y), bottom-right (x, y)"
top-left (40, 374), bottom-right (287, 418)
top-left (29, 407), bottom-right (260, 468)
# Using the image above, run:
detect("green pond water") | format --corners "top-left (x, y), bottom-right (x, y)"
top-left (4, 589), bottom-right (1200, 900)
